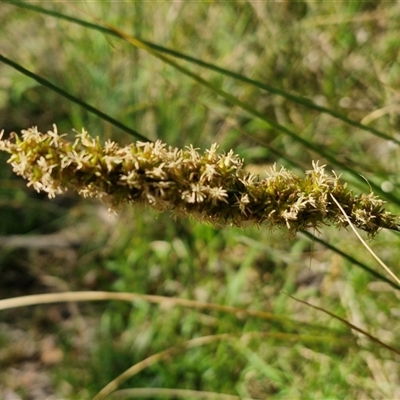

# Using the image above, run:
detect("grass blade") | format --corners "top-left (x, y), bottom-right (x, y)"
top-left (0, 54), bottom-right (148, 141)
top-left (0, 291), bottom-right (298, 326)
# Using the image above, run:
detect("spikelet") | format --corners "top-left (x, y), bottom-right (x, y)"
top-left (1, 126), bottom-right (399, 237)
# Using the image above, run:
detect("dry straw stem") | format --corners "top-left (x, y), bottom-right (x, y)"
top-left (0, 291), bottom-right (287, 324)
top-left (1, 125), bottom-right (399, 237)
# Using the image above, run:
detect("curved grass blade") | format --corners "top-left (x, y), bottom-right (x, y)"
top-left (0, 54), bottom-right (148, 142)
top-left (4, 0), bottom-right (397, 146)
top-left (287, 293), bottom-right (400, 356)
top-left (0, 290), bottom-right (298, 326)
top-left (300, 230), bottom-right (400, 291)
top-left (93, 331), bottom-right (350, 400)
top-left (0, 291), bottom-right (350, 339)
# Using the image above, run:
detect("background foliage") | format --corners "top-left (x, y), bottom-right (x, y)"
top-left (1, 1), bottom-right (400, 399)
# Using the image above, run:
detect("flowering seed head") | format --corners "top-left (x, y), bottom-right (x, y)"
top-left (1, 125), bottom-right (399, 237)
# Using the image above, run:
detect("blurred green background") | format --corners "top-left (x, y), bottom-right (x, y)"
top-left (1, 1), bottom-right (400, 399)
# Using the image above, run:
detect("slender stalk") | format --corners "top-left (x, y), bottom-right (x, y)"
top-left (0, 54), bottom-right (148, 142)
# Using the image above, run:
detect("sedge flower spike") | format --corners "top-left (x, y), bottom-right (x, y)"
top-left (1, 126), bottom-right (399, 237)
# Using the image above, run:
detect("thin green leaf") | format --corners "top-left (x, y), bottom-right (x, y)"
top-left (0, 54), bottom-right (148, 142)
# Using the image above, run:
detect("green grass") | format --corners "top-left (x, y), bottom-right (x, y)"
top-left (1, 1), bottom-right (400, 399)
